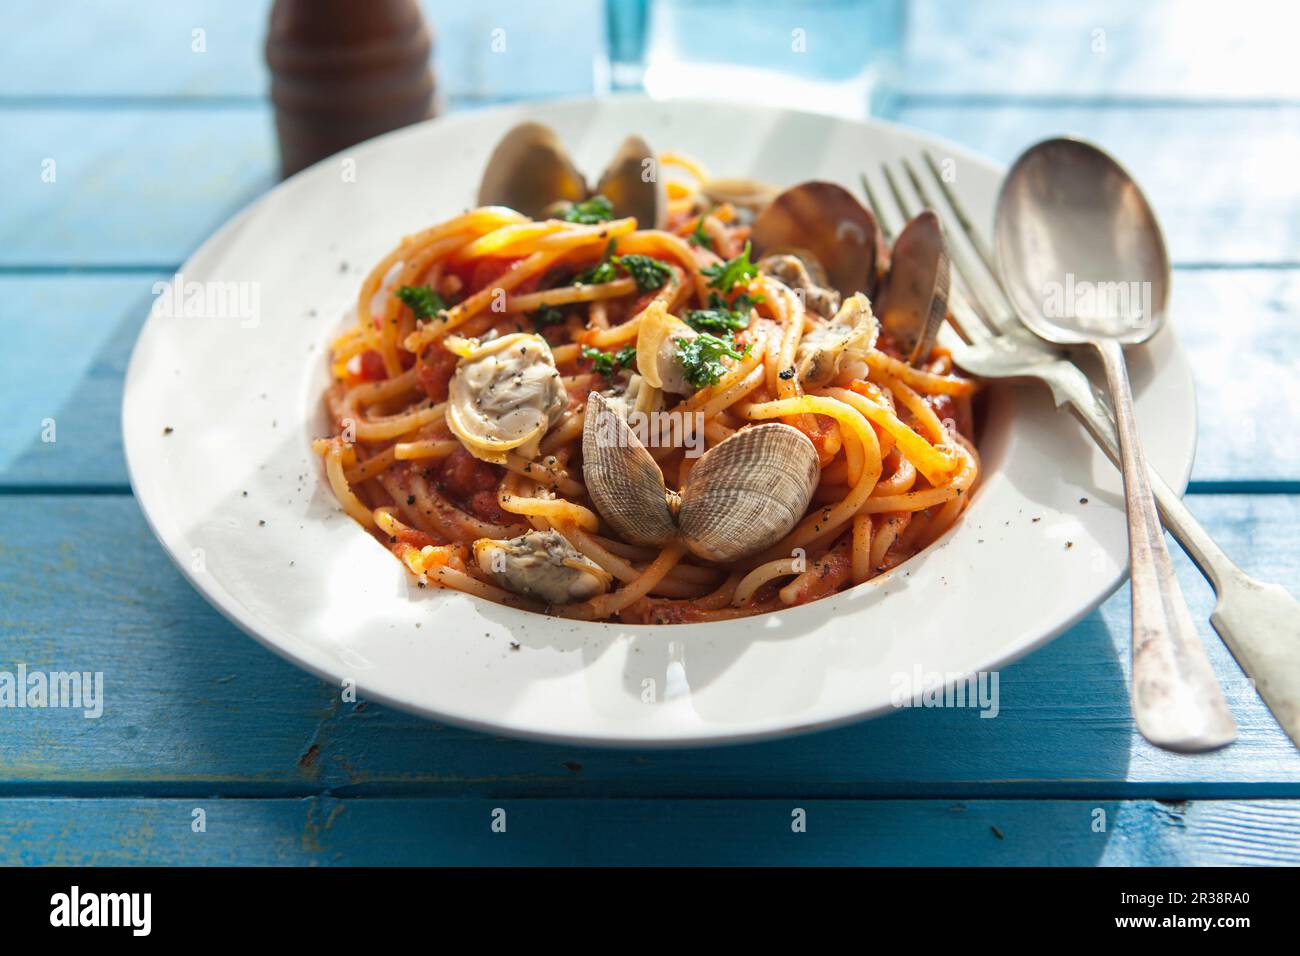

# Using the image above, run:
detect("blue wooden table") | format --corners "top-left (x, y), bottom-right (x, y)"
top-left (2, 0), bottom-right (1299, 866)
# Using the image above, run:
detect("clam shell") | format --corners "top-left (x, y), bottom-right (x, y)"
top-left (877, 210), bottom-right (951, 365)
top-left (477, 122), bottom-right (588, 220)
top-left (634, 299), bottom-right (697, 395)
top-left (582, 391), bottom-right (677, 546)
top-left (677, 423), bottom-right (820, 563)
top-left (595, 134), bottom-right (667, 229)
top-left (751, 181), bottom-right (884, 298)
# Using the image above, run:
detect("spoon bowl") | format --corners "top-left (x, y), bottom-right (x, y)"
top-left (995, 137), bottom-right (1170, 347)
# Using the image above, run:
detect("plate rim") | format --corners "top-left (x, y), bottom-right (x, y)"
top-left (122, 94), bottom-right (1197, 748)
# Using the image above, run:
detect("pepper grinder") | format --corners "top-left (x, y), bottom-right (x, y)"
top-left (266, 0), bottom-right (436, 178)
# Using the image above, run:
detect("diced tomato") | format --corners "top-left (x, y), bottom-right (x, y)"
top-left (874, 330), bottom-right (905, 360)
top-left (467, 489), bottom-right (508, 524)
top-left (438, 447), bottom-right (501, 500)
top-left (468, 256), bottom-right (523, 294)
top-left (415, 346), bottom-right (458, 402)
top-left (388, 523), bottom-right (438, 550)
top-left (358, 349), bottom-right (387, 381)
top-left (797, 414), bottom-right (841, 465)
top-left (928, 394), bottom-right (957, 425)
top-left (786, 544), bottom-right (852, 605)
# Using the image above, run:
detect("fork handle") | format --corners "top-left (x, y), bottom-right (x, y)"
top-left (1092, 339), bottom-right (1237, 752)
top-left (1047, 357), bottom-right (1300, 749)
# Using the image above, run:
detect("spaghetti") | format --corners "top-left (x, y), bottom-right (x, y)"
top-left (315, 159), bottom-right (980, 624)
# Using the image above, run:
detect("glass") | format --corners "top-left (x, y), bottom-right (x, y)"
top-left (604, 0), bottom-right (652, 91)
top-left (637, 0), bottom-right (904, 117)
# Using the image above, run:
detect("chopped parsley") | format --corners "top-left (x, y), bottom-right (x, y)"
top-left (684, 292), bottom-right (758, 334)
top-left (394, 284), bottom-right (448, 322)
top-left (572, 240), bottom-right (619, 285)
top-left (563, 195), bottom-right (614, 224)
top-left (532, 305), bottom-right (566, 327)
top-left (581, 344), bottom-right (637, 377)
top-left (674, 333), bottom-right (748, 389)
top-left (571, 242), bottom-right (672, 293)
top-left (701, 240), bottom-right (758, 293)
top-left (613, 254), bottom-right (672, 292)
top-left (688, 213), bottom-right (713, 250)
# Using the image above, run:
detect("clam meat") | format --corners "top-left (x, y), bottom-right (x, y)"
top-left (473, 529), bottom-right (612, 605)
top-left (758, 253), bottom-right (841, 319)
top-left (634, 300), bottom-right (699, 396)
top-left (794, 292), bottom-right (878, 387)
top-left (445, 332), bottom-right (567, 464)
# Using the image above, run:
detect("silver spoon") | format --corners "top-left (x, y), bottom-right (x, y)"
top-left (995, 136), bottom-right (1236, 753)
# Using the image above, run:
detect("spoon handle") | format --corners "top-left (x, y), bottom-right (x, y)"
top-left (1094, 339), bottom-right (1237, 752)
top-left (1043, 358), bottom-right (1300, 748)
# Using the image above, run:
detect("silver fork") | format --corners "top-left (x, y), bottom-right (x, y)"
top-left (862, 153), bottom-right (1300, 751)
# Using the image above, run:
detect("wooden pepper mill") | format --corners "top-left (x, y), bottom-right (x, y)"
top-left (266, 0), bottom-right (436, 178)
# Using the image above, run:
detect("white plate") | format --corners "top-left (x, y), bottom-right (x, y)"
top-left (122, 96), bottom-right (1196, 747)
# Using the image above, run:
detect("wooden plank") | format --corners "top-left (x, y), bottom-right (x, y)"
top-left (0, 0), bottom-right (269, 98)
top-left (2, 104), bottom-right (1295, 268)
top-left (2, 269), bottom-right (1293, 489)
top-left (0, 0), bottom-right (603, 102)
top-left (0, 276), bottom-right (152, 490)
top-left (896, 103), bottom-right (1300, 266)
top-left (1175, 269), bottom-right (1300, 487)
top-left (5, 1), bottom-right (1296, 104)
top-left (905, 0), bottom-right (1300, 101)
top-left (0, 108), bottom-right (275, 268)
top-left (0, 494), bottom-right (1296, 796)
top-left (0, 797), bottom-right (1294, 865)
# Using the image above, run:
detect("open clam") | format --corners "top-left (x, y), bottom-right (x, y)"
top-left (476, 122), bottom-right (587, 220)
top-left (758, 253), bottom-right (841, 319)
top-left (445, 332), bottom-right (567, 464)
top-left (477, 123), bottom-right (666, 228)
top-left (750, 181), bottom-right (884, 300)
top-left (473, 529), bottom-right (612, 605)
top-left (594, 134), bottom-right (667, 230)
top-left (875, 210), bottom-right (950, 366)
top-left (795, 292), bottom-right (878, 386)
top-left (582, 391), bottom-right (819, 563)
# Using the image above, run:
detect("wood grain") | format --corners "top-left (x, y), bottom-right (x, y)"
top-left (0, 796), bottom-right (1291, 865)
top-left (0, 495), bottom-right (1295, 797)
